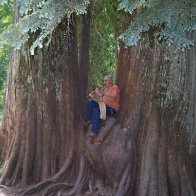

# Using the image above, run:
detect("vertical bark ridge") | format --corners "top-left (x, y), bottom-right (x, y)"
top-left (115, 37), bottom-right (196, 195)
top-left (22, 94), bottom-right (37, 185)
top-left (0, 94), bottom-right (27, 185)
top-left (79, 6), bottom-right (91, 117)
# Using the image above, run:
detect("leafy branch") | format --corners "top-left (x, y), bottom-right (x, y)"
top-left (118, 0), bottom-right (196, 49)
top-left (0, 0), bottom-right (89, 54)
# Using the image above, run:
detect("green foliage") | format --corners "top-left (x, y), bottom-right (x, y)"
top-left (0, 48), bottom-right (8, 114)
top-left (118, 0), bottom-right (144, 14)
top-left (0, 0), bottom-right (89, 55)
top-left (0, 0), bottom-right (9, 5)
top-left (17, 0), bottom-right (45, 15)
top-left (0, 1), bottom-right (13, 119)
top-left (118, 0), bottom-right (196, 49)
top-left (0, 0), bottom-right (195, 55)
top-left (88, 0), bottom-right (123, 90)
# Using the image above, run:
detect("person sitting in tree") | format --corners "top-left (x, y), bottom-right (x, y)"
top-left (84, 75), bottom-right (120, 137)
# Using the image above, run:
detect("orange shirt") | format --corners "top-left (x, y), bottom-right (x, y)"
top-left (103, 85), bottom-right (120, 111)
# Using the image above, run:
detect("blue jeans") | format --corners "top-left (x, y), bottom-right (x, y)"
top-left (87, 99), bottom-right (116, 134)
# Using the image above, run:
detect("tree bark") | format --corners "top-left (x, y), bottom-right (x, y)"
top-left (186, 33), bottom-right (196, 174)
top-left (0, 3), bottom-right (195, 196)
top-left (0, 14), bottom-right (83, 186)
top-left (79, 6), bottom-right (91, 116)
top-left (115, 36), bottom-right (196, 195)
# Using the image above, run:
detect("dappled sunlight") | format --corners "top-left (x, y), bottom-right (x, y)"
top-left (0, 185), bottom-right (10, 196)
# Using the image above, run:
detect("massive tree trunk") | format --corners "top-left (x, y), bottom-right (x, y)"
top-left (0, 12), bottom-right (83, 186)
top-left (0, 3), bottom-right (196, 196)
top-left (0, 4), bottom-right (93, 195)
top-left (115, 37), bottom-right (196, 195)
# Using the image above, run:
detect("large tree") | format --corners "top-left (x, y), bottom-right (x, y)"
top-left (0, 0), bottom-right (195, 195)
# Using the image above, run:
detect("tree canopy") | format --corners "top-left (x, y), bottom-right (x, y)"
top-left (0, 0), bottom-right (195, 54)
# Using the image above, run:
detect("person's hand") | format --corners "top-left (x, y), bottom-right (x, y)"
top-left (95, 88), bottom-right (103, 96)
top-left (89, 93), bottom-right (94, 99)
top-left (94, 88), bottom-right (100, 94)
top-left (89, 91), bottom-right (95, 99)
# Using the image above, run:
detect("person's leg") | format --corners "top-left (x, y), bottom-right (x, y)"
top-left (91, 107), bottom-right (100, 135)
top-left (94, 105), bottom-right (116, 145)
top-left (87, 99), bottom-right (99, 122)
top-left (106, 105), bottom-right (116, 116)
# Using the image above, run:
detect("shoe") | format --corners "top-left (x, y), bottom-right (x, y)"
top-left (95, 141), bottom-right (102, 147)
top-left (83, 121), bottom-right (91, 128)
top-left (86, 132), bottom-right (97, 137)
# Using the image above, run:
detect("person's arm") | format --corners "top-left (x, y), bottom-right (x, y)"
top-left (94, 88), bottom-right (104, 97)
top-left (89, 89), bottom-right (103, 102)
